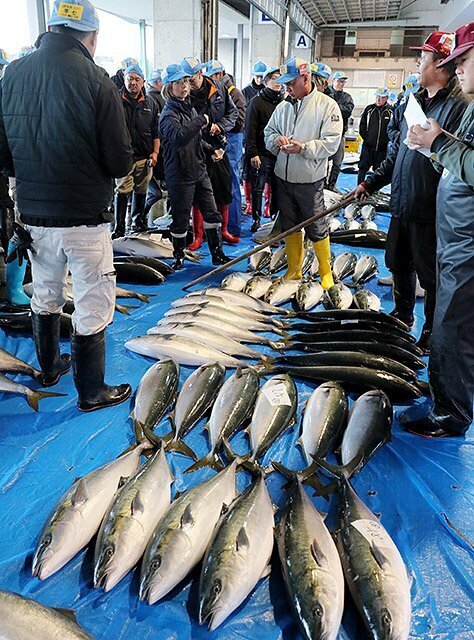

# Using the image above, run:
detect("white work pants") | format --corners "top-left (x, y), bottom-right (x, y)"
top-left (25, 224), bottom-right (116, 335)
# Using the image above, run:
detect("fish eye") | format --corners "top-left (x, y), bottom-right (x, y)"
top-left (151, 556), bottom-right (162, 570)
top-left (381, 610), bottom-right (392, 627)
top-left (105, 547), bottom-right (114, 558)
top-left (43, 534), bottom-right (52, 546)
top-left (314, 605), bottom-right (323, 618)
top-left (212, 579), bottom-right (222, 595)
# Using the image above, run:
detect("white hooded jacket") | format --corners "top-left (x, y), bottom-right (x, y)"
top-left (264, 86), bottom-right (343, 184)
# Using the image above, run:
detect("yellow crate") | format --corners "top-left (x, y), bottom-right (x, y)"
top-left (344, 134), bottom-right (361, 153)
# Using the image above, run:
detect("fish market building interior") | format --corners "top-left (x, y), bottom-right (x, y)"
top-left (0, 1), bottom-right (473, 639)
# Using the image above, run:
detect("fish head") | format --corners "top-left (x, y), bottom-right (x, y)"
top-left (199, 558), bottom-right (250, 631)
top-left (32, 514), bottom-right (79, 580)
top-left (93, 541), bottom-right (117, 591)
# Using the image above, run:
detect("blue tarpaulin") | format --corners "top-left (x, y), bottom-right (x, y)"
top-left (0, 172), bottom-right (473, 639)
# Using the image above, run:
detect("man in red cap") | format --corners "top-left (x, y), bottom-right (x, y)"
top-left (351, 30), bottom-right (467, 356)
top-left (402, 22), bottom-right (474, 437)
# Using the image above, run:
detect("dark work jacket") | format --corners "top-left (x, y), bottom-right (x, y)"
top-left (244, 87), bottom-right (283, 159)
top-left (242, 78), bottom-right (263, 103)
top-left (328, 88), bottom-right (354, 133)
top-left (222, 74), bottom-right (246, 133)
top-left (190, 77), bottom-right (238, 152)
top-left (121, 88), bottom-right (160, 161)
top-left (359, 103), bottom-right (393, 150)
top-left (147, 87), bottom-right (165, 113)
top-left (159, 96), bottom-right (208, 185)
top-left (111, 68), bottom-right (124, 90)
top-left (364, 77), bottom-right (467, 221)
top-left (0, 32), bottom-right (133, 226)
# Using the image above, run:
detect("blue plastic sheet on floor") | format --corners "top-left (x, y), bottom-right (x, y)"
top-left (0, 172), bottom-right (473, 639)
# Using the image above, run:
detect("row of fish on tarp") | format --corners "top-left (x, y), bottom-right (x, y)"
top-left (124, 285), bottom-right (426, 400)
top-left (26, 351), bottom-right (411, 639)
top-left (0, 234), bottom-right (187, 408)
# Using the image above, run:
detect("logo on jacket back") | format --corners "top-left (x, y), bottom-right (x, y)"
top-left (331, 114), bottom-right (340, 122)
top-left (57, 2), bottom-right (84, 20)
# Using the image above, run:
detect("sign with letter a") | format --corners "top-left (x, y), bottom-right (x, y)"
top-left (295, 33), bottom-right (310, 49)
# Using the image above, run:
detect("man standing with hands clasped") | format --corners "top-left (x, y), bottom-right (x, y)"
top-left (402, 22), bottom-right (474, 438)
top-left (264, 57), bottom-right (342, 288)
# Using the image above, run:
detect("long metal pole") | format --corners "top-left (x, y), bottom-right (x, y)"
top-left (182, 194), bottom-right (355, 291)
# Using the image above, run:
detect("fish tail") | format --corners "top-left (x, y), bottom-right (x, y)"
top-left (165, 437), bottom-right (198, 461)
top-left (184, 451), bottom-right (224, 474)
top-left (143, 426), bottom-right (166, 448)
top-left (137, 293), bottom-right (151, 303)
top-left (271, 460), bottom-right (331, 498)
top-left (311, 453), bottom-right (364, 481)
top-left (27, 389), bottom-right (66, 411)
top-left (221, 437), bottom-right (252, 473)
top-left (133, 420), bottom-right (146, 445)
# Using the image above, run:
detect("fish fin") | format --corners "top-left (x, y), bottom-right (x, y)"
top-left (133, 421), bottom-right (145, 445)
top-left (27, 390), bottom-right (66, 411)
top-left (180, 504), bottom-right (194, 528)
top-left (202, 422), bottom-right (211, 434)
top-left (310, 539), bottom-right (328, 568)
top-left (143, 426), bottom-right (164, 448)
top-left (220, 502), bottom-right (230, 516)
top-left (236, 527), bottom-right (250, 552)
top-left (267, 340), bottom-right (285, 353)
top-left (137, 293), bottom-right (151, 303)
top-left (131, 491), bottom-right (145, 516)
top-left (118, 476), bottom-right (129, 489)
top-left (165, 438), bottom-right (198, 461)
top-left (271, 460), bottom-right (330, 499)
top-left (370, 542), bottom-right (391, 570)
top-left (184, 451), bottom-right (224, 474)
top-left (53, 608), bottom-right (78, 623)
top-left (235, 366), bottom-right (243, 379)
top-left (310, 453), bottom-right (364, 481)
top-left (260, 563), bottom-right (272, 579)
top-left (71, 479), bottom-right (88, 507)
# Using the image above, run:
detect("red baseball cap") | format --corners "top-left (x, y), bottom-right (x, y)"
top-left (410, 31), bottom-right (454, 58)
top-left (437, 22), bottom-right (474, 66)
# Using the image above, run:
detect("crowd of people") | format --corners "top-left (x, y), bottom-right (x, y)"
top-left (0, 0), bottom-right (472, 436)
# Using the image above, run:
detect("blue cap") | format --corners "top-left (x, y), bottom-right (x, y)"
top-left (278, 57), bottom-right (311, 84)
top-left (375, 87), bottom-right (389, 97)
top-left (203, 59), bottom-right (224, 78)
top-left (333, 71), bottom-right (348, 80)
top-left (48, 0), bottom-right (99, 32)
top-left (181, 57), bottom-right (206, 75)
top-left (19, 46), bottom-right (35, 58)
top-left (124, 64), bottom-right (145, 80)
top-left (147, 68), bottom-right (162, 83)
top-left (404, 73), bottom-right (420, 95)
top-left (311, 62), bottom-right (332, 79)
top-left (0, 49), bottom-right (8, 66)
top-left (162, 63), bottom-right (191, 85)
top-left (121, 57), bottom-right (138, 70)
top-left (263, 66), bottom-right (279, 80)
top-left (252, 60), bottom-right (267, 76)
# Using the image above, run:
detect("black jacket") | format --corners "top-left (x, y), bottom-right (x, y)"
top-left (244, 87), bottom-right (283, 158)
top-left (111, 68), bottom-right (124, 90)
top-left (242, 79), bottom-right (263, 103)
top-left (328, 88), bottom-right (354, 133)
top-left (190, 77), bottom-right (238, 151)
top-left (120, 88), bottom-right (160, 160)
top-left (0, 32), bottom-right (133, 227)
top-left (222, 74), bottom-right (246, 133)
top-left (147, 87), bottom-right (165, 114)
top-left (159, 96), bottom-right (208, 185)
top-left (364, 77), bottom-right (467, 221)
top-left (359, 103), bottom-right (393, 150)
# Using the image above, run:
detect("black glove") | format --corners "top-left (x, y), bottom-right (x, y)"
top-left (6, 224), bottom-right (33, 266)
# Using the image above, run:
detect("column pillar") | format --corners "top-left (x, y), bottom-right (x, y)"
top-left (27, 0), bottom-right (47, 42)
top-left (248, 5), bottom-right (283, 81)
top-left (152, 0), bottom-right (202, 67)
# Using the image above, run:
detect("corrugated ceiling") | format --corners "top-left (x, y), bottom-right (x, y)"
top-left (299, 0), bottom-right (405, 27)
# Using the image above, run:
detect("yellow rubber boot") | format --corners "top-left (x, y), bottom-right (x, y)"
top-left (313, 236), bottom-right (334, 290)
top-left (283, 231), bottom-right (304, 280)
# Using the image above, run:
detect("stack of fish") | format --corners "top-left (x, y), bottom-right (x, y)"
top-left (125, 288), bottom-right (288, 367)
top-left (113, 233), bottom-right (200, 264)
top-left (113, 255), bottom-right (174, 284)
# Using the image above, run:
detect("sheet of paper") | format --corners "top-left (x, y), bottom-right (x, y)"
top-left (403, 93), bottom-right (431, 157)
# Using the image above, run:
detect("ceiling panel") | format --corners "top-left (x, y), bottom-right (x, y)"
top-left (299, 0), bottom-right (404, 27)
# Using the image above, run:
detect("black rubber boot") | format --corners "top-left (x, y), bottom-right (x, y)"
top-left (402, 415), bottom-right (464, 438)
top-left (391, 271), bottom-right (416, 327)
top-left (250, 192), bottom-right (262, 233)
top-left (206, 227), bottom-right (231, 265)
top-left (71, 329), bottom-right (132, 412)
top-left (130, 192), bottom-right (148, 233)
top-left (112, 193), bottom-right (129, 239)
top-left (416, 328), bottom-right (432, 355)
top-left (171, 235), bottom-right (187, 270)
top-left (31, 313), bottom-right (71, 387)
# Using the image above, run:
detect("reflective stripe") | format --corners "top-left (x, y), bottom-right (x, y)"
top-left (203, 222), bottom-right (221, 230)
top-left (171, 231), bottom-right (188, 238)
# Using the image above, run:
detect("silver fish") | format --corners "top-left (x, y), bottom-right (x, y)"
top-left (299, 382), bottom-right (348, 464)
top-left (354, 289), bottom-right (381, 312)
top-left (340, 390), bottom-right (392, 467)
top-left (343, 203), bottom-right (360, 220)
top-left (94, 448), bottom-right (173, 592)
top-left (360, 219), bottom-right (378, 230)
top-left (0, 590), bottom-right (94, 639)
top-left (277, 482), bottom-right (345, 640)
top-left (326, 283), bottom-right (353, 310)
top-left (332, 252), bottom-right (357, 281)
top-left (248, 247), bottom-right (271, 273)
top-left (269, 245), bottom-right (288, 274)
top-left (301, 243), bottom-right (316, 276)
top-left (249, 374), bottom-right (298, 460)
top-left (220, 272), bottom-right (253, 291)
top-left (329, 217), bottom-right (342, 233)
top-left (192, 287), bottom-right (286, 315)
top-left (264, 277), bottom-right (300, 306)
top-left (115, 284), bottom-right (153, 304)
top-left (353, 255), bottom-right (378, 285)
top-left (0, 346), bottom-right (42, 381)
top-left (140, 460), bottom-right (238, 605)
top-left (186, 368), bottom-right (260, 473)
top-left (199, 473), bottom-right (274, 630)
top-left (360, 204), bottom-right (376, 220)
top-left (295, 280), bottom-right (324, 311)
top-left (0, 372), bottom-right (64, 411)
top-left (131, 359), bottom-right (179, 431)
top-left (343, 219), bottom-right (361, 231)
top-left (162, 305), bottom-right (282, 333)
top-left (125, 335), bottom-right (244, 368)
top-left (309, 254), bottom-right (320, 277)
top-left (32, 444), bottom-right (148, 580)
top-left (243, 275), bottom-right (274, 299)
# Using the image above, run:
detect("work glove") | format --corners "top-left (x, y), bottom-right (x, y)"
top-left (6, 224), bottom-right (34, 266)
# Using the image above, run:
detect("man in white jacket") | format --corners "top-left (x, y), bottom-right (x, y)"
top-left (264, 57), bottom-right (343, 287)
